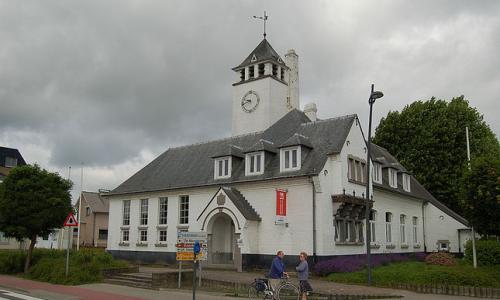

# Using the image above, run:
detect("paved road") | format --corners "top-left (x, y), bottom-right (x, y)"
top-left (0, 275), bottom-right (240, 300)
top-left (0, 275), bottom-right (483, 300)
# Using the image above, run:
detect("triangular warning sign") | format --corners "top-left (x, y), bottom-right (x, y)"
top-left (64, 212), bottom-right (78, 227)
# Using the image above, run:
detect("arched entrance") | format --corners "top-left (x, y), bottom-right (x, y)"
top-left (207, 213), bottom-right (238, 267)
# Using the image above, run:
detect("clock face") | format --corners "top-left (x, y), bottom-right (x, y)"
top-left (241, 90), bottom-right (260, 113)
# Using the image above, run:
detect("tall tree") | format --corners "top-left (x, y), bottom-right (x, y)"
top-left (461, 155), bottom-right (500, 236)
top-left (0, 164), bottom-right (72, 273)
top-left (373, 96), bottom-right (500, 215)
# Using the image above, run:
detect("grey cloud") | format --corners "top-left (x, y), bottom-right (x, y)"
top-left (0, 0), bottom-right (499, 181)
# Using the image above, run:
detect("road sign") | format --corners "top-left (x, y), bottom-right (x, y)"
top-left (63, 212), bottom-right (78, 227)
top-left (176, 231), bottom-right (208, 261)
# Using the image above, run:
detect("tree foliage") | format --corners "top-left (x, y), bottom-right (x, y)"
top-left (0, 164), bottom-right (72, 272)
top-left (461, 156), bottom-right (500, 235)
top-left (373, 96), bottom-right (500, 217)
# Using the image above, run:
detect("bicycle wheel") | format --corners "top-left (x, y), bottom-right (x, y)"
top-left (248, 281), bottom-right (268, 299)
top-left (277, 282), bottom-right (300, 300)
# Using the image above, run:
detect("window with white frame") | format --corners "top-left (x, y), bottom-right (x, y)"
top-left (159, 197), bottom-right (168, 225)
top-left (402, 173), bottom-right (411, 192)
top-left (122, 200), bottom-right (130, 226)
top-left (348, 157), bottom-right (366, 183)
top-left (400, 214), bottom-right (406, 244)
top-left (280, 147), bottom-right (301, 172)
top-left (245, 152), bottom-right (264, 175)
top-left (388, 168), bottom-right (398, 188)
top-left (412, 216), bottom-right (418, 244)
top-left (121, 229), bottom-right (129, 243)
top-left (5, 157), bottom-right (17, 167)
top-left (334, 219), bottom-right (343, 242)
top-left (346, 220), bottom-right (353, 242)
top-left (140, 199), bottom-right (148, 225)
top-left (355, 221), bottom-right (364, 243)
top-left (214, 157), bottom-right (231, 179)
top-left (369, 210), bottom-right (377, 243)
top-left (158, 229), bottom-right (167, 243)
top-left (385, 212), bottom-right (393, 243)
top-left (179, 195), bottom-right (189, 225)
top-left (373, 163), bottom-right (382, 184)
top-left (139, 229), bottom-right (148, 242)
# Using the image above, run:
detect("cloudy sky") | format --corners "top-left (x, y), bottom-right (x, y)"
top-left (1, 0), bottom-right (499, 201)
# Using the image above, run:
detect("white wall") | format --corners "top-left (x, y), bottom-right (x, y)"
top-left (107, 177), bottom-right (314, 257)
top-left (232, 77), bottom-right (289, 136)
top-left (424, 203), bottom-right (469, 253)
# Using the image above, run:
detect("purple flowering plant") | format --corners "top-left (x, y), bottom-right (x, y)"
top-left (313, 252), bottom-right (427, 276)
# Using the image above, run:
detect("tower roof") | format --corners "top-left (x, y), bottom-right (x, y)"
top-left (233, 39), bottom-right (287, 71)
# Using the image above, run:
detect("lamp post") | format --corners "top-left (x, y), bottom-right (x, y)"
top-left (365, 84), bottom-right (384, 286)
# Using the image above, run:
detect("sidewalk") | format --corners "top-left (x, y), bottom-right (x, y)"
top-left (140, 266), bottom-right (401, 297)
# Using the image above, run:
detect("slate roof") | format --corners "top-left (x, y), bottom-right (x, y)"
top-left (233, 38), bottom-right (287, 71)
top-left (222, 187), bottom-right (261, 221)
top-left (77, 191), bottom-right (109, 213)
top-left (279, 133), bottom-right (313, 149)
top-left (0, 146), bottom-right (26, 168)
top-left (370, 144), bottom-right (468, 226)
top-left (110, 109), bottom-right (355, 195)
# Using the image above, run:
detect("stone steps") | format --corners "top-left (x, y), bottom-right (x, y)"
top-left (104, 272), bottom-right (154, 289)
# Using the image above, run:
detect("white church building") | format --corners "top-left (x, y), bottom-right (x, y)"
top-left (105, 37), bottom-right (471, 271)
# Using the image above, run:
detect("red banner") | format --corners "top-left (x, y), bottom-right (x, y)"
top-left (276, 190), bottom-right (287, 216)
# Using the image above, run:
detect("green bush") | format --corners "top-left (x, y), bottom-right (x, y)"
top-left (1, 248), bottom-right (128, 285)
top-left (0, 250), bottom-right (25, 274)
top-left (26, 248), bottom-right (128, 285)
top-left (465, 239), bottom-right (500, 266)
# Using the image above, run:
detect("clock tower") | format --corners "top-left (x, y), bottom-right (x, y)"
top-left (231, 38), bottom-right (300, 136)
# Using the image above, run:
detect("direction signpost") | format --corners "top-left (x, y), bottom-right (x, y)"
top-left (63, 212), bottom-right (78, 276)
top-left (176, 232), bottom-right (207, 299)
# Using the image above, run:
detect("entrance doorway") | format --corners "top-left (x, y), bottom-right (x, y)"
top-left (208, 213), bottom-right (235, 265)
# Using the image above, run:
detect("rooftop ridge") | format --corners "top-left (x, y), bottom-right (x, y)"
top-left (300, 114), bottom-right (357, 127)
top-left (167, 131), bottom-right (263, 151)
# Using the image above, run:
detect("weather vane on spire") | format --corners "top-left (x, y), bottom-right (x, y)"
top-left (253, 11), bottom-right (268, 39)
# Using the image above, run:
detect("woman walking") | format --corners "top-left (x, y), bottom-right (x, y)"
top-left (296, 251), bottom-right (312, 300)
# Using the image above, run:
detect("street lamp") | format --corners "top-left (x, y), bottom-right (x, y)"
top-left (365, 84), bottom-right (383, 286)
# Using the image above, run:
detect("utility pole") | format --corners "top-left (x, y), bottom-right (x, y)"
top-left (466, 127), bottom-right (477, 268)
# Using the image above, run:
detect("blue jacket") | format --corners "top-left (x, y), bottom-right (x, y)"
top-left (269, 256), bottom-right (285, 279)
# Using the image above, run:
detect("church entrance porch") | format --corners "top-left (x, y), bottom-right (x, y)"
top-left (206, 213), bottom-right (241, 270)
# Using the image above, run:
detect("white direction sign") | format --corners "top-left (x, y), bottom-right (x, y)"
top-left (176, 231), bottom-right (208, 261)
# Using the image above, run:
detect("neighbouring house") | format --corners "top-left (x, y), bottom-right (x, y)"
top-left (0, 146), bottom-right (28, 250)
top-left (36, 229), bottom-right (67, 250)
top-left (103, 36), bottom-right (471, 271)
top-left (74, 191), bottom-right (110, 248)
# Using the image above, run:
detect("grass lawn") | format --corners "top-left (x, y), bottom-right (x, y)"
top-left (327, 261), bottom-right (500, 288)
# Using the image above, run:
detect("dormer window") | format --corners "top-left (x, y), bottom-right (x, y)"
top-left (388, 168), bottom-right (398, 188)
top-left (280, 146), bottom-right (301, 172)
top-left (5, 157), bottom-right (17, 168)
top-left (402, 173), bottom-right (411, 192)
top-left (245, 152), bottom-right (264, 176)
top-left (372, 163), bottom-right (382, 184)
top-left (214, 157), bottom-right (231, 179)
top-left (272, 64), bottom-right (277, 76)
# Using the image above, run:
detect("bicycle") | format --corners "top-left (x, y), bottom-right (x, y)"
top-left (248, 276), bottom-right (300, 300)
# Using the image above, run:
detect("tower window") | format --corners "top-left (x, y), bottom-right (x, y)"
top-left (240, 69), bottom-right (245, 81)
top-left (249, 65), bottom-right (255, 78)
top-left (258, 63), bottom-right (265, 77)
top-left (272, 64), bottom-right (277, 76)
